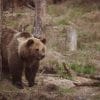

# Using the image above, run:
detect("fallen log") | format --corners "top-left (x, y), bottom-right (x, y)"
top-left (74, 81), bottom-right (100, 87)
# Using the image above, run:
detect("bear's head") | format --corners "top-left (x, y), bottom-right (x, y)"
top-left (18, 36), bottom-right (46, 62)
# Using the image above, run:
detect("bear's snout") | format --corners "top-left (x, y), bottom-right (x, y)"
top-left (36, 55), bottom-right (45, 60)
top-left (41, 55), bottom-right (45, 59)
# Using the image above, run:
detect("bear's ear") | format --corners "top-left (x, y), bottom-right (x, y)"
top-left (27, 39), bottom-right (34, 47)
top-left (40, 38), bottom-right (46, 44)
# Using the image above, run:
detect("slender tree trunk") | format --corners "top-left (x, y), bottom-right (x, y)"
top-left (33, 0), bottom-right (42, 37)
top-left (40, 0), bottom-right (47, 27)
top-left (33, 0), bottom-right (47, 37)
top-left (0, 0), bottom-right (3, 80)
top-left (68, 25), bottom-right (77, 51)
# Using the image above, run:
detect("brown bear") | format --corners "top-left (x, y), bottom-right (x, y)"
top-left (1, 27), bottom-right (46, 89)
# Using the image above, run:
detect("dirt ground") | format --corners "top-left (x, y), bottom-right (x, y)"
top-left (0, 74), bottom-right (100, 100)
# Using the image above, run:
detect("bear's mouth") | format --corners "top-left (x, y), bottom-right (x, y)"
top-left (37, 55), bottom-right (45, 60)
top-left (21, 54), bottom-right (45, 61)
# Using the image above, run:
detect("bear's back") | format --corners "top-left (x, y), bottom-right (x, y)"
top-left (2, 27), bottom-right (18, 46)
top-left (1, 28), bottom-right (32, 68)
top-left (1, 28), bottom-right (18, 74)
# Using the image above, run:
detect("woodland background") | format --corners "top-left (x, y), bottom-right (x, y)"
top-left (0, 0), bottom-right (100, 100)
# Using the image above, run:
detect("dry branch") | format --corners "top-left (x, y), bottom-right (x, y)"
top-left (62, 62), bottom-right (76, 77)
top-left (18, 24), bottom-right (29, 32)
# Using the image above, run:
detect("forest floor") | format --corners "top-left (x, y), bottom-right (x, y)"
top-left (0, 74), bottom-right (100, 100)
top-left (0, 0), bottom-right (100, 100)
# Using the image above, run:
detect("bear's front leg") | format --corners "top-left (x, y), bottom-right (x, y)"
top-left (25, 62), bottom-right (39, 87)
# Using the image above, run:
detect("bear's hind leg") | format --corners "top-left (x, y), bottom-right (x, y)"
top-left (12, 73), bottom-right (23, 89)
top-left (2, 58), bottom-right (10, 79)
top-left (8, 56), bottom-right (24, 89)
top-left (11, 66), bottom-right (24, 89)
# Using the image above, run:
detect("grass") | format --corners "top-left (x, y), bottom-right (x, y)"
top-left (50, 6), bottom-right (86, 25)
top-left (47, 5), bottom-right (66, 17)
top-left (46, 60), bottom-right (70, 79)
top-left (57, 19), bottom-right (69, 25)
top-left (69, 63), bottom-right (96, 75)
top-left (56, 63), bottom-right (68, 79)
top-left (56, 63), bottom-right (73, 80)
top-left (55, 61), bottom-right (96, 79)
top-left (93, 42), bottom-right (100, 51)
top-left (5, 20), bottom-right (18, 28)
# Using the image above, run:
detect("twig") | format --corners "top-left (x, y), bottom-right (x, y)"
top-left (18, 24), bottom-right (29, 32)
top-left (24, 4), bottom-right (35, 10)
top-left (62, 62), bottom-right (74, 77)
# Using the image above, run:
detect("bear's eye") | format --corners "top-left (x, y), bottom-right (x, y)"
top-left (42, 48), bottom-right (45, 52)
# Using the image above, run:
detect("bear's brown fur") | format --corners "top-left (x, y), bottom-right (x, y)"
top-left (1, 27), bottom-right (46, 89)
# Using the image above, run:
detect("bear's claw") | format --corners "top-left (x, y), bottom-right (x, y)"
top-left (29, 82), bottom-right (37, 87)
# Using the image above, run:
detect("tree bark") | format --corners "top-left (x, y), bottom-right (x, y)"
top-left (33, 0), bottom-right (42, 37)
top-left (40, 0), bottom-right (47, 27)
top-left (68, 25), bottom-right (77, 51)
top-left (0, 0), bottom-right (3, 80)
top-left (33, 0), bottom-right (47, 38)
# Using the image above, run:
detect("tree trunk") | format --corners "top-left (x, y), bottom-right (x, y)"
top-left (33, 0), bottom-right (46, 38)
top-left (68, 25), bottom-right (77, 51)
top-left (0, 0), bottom-right (3, 80)
top-left (40, 0), bottom-right (47, 27)
top-left (33, 0), bottom-right (42, 37)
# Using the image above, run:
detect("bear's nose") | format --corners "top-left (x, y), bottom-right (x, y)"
top-left (36, 48), bottom-right (39, 51)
